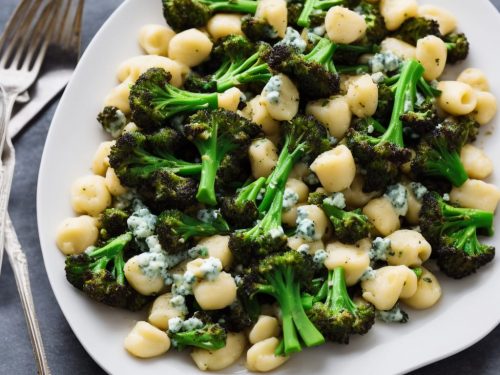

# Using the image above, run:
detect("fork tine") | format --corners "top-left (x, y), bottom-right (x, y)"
top-left (56, 0), bottom-right (85, 51)
top-left (0, 1), bottom-right (44, 69)
top-left (22, 2), bottom-right (58, 72)
top-left (0, 0), bottom-right (31, 52)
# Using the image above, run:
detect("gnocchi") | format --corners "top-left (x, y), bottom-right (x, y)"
top-left (207, 14), bottom-right (243, 40)
top-left (138, 24), bottom-right (176, 56)
top-left (385, 230), bottom-right (432, 267)
top-left (249, 138), bottom-right (279, 179)
top-left (310, 145), bottom-right (356, 193)
top-left (415, 35), bottom-right (447, 81)
top-left (71, 175), bottom-right (112, 216)
top-left (363, 197), bottom-right (400, 236)
top-left (380, 0), bottom-right (418, 31)
top-left (401, 267), bottom-right (442, 310)
top-left (324, 239), bottom-right (371, 286)
top-left (437, 81), bottom-right (477, 116)
top-left (249, 315), bottom-right (280, 344)
top-left (246, 337), bottom-right (289, 372)
top-left (306, 96), bottom-right (352, 139)
top-left (124, 321), bottom-right (170, 358)
top-left (197, 235), bottom-right (233, 269)
top-left (191, 332), bottom-right (246, 371)
top-left (346, 74), bottom-right (379, 118)
top-left (168, 28), bottom-right (213, 67)
top-left (457, 68), bottom-right (490, 92)
top-left (450, 179), bottom-right (500, 212)
top-left (325, 6), bottom-right (367, 44)
top-left (148, 293), bottom-right (185, 330)
top-left (460, 144), bottom-right (493, 180)
top-left (193, 272), bottom-right (237, 310)
top-left (261, 74), bottom-right (300, 121)
top-left (55, 216), bottom-right (98, 255)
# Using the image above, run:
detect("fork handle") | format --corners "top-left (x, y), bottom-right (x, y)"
top-left (5, 215), bottom-right (52, 375)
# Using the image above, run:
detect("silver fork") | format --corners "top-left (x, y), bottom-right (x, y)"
top-left (0, 1), bottom-right (61, 374)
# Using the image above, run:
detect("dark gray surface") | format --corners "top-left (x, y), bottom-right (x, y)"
top-left (0, 1), bottom-right (499, 374)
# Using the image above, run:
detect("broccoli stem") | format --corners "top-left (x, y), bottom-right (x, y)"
top-left (441, 203), bottom-right (494, 236)
top-left (305, 38), bottom-right (338, 73)
top-left (326, 267), bottom-right (356, 313)
top-left (422, 141), bottom-right (468, 187)
top-left (206, 0), bottom-right (258, 13)
top-left (235, 177), bottom-right (267, 205)
top-left (380, 59), bottom-right (424, 147)
top-left (132, 149), bottom-right (202, 176)
top-left (297, 0), bottom-right (343, 27)
top-left (215, 52), bottom-right (271, 92)
top-left (336, 64), bottom-right (370, 74)
top-left (449, 226), bottom-right (487, 256)
top-left (153, 84), bottom-right (219, 119)
top-left (88, 232), bottom-right (132, 284)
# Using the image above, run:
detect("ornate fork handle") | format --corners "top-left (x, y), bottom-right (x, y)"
top-left (5, 214), bottom-right (52, 375)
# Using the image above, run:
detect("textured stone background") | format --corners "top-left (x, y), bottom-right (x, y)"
top-left (0, 1), bottom-right (499, 374)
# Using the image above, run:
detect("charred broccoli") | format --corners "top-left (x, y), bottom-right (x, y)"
top-left (168, 318), bottom-right (227, 350)
top-left (297, 0), bottom-right (360, 27)
top-left (97, 106), bottom-right (127, 138)
top-left (443, 32), bottom-right (469, 63)
top-left (392, 17), bottom-right (441, 46)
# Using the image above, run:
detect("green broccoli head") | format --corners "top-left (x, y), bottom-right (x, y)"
top-left (401, 98), bottom-right (439, 140)
top-left (97, 106), bottom-right (127, 138)
top-left (241, 15), bottom-right (280, 43)
top-left (356, 0), bottom-right (388, 44)
top-left (212, 34), bottom-right (256, 61)
top-left (393, 17), bottom-right (442, 46)
top-left (443, 32), bottom-right (469, 63)
top-left (322, 198), bottom-right (371, 244)
top-left (169, 317), bottom-right (227, 350)
top-left (99, 208), bottom-right (130, 241)
top-left (156, 209), bottom-right (230, 254)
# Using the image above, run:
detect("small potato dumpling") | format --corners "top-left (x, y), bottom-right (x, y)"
top-left (325, 6), bottom-right (367, 44)
top-left (249, 315), bottom-right (280, 344)
top-left (363, 197), bottom-right (400, 236)
top-left (405, 186), bottom-right (421, 225)
top-left (380, 37), bottom-right (416, 59)
top-left (241, 95), bottom-right (280, 138)
top-left (261, 74), bottom-right (300, 121)
top-left (124, 321), bottom-right (170, 358)
top-left (55, 216), bottom-right (98, 255)
top-left (104, 81), bottom-right (132, 113)
top-left (92, 141), bottom-right (114, 176)
top-left (255, 0), bottom-right (287, 38)
top-left (416, 35), bottom-right (447, 81)
top-left (105, 167), bottom-right (127, 196)
top-left (148, 293), bottom-right (185, 330)
top-left (385, 230), bottom-right (431, 267)
top-left (246, 337), bottom-right (289, 372)
top-left (207, 14), bottom-right (243, 40)
top-left (460, 144), bottom-right (493, 180)
top-left (450, 179), bottom-right (500, 213)
top-left (193, 271), bottom-right (237, 310)
top-left (138, 24), bottom-right (176, 56)
top-left (418, 5), bottom-right (457, 35)
top-left (191, 332), bottom-right (246, 371)
top-left (218, 87), bottom-right (242, 112)
top-left (71, 175), bottom-right (112, 216)
top-left (311, 145), bottom-right (356, 193)
top-left (297, 205), bottom-right (329, 240)
top-left (168, 28), bottom-right (213, 67)
top-left (289, 162), bottom-right (309, 180)
top-left (124, 255), bottom-right (165, 296)
top-left (287, 235), bottom-right (324, 254)
top-left (282, 205), bottom-right (302, 227)
top-left (285, 178), bottom-right (309, 203)
top-left (122, 122), bottom-right (139, 134)
top-left (117, 55), bottom-right (189, 88)
top-left (197, 235), bottom-right (233, 269)
top-left (473, 90), bottom-right (497, 126)
top-left (457, 68), bottom-right (490, 92)
top-left (187, 257), bottom-right (223, 279)
top-left (346, 74), bottom-right (378, 118)
top-left (380, 0), bottom-right (418, 31)
top-left (401, 267), bottom-right (442, 309)
top-left (306, 96), bottom-right (352, 139)
top-left (249, 138), bottom-right (279, 179)
top-left (324, 239), bottom-right (371, 286)
top-left (361, 265), bottom-right (418, 310)
top-left (342, 174), bottom-right (381, 208)
top-left (437, 81), bottom-right (477, 116)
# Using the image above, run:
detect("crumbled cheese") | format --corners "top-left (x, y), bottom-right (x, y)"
top-left (376, 304), bottom-right (408, 323)
top-left (276, 27), bottom-right (307, 52)
top-left (296, 207), bottom-right (318, 241)
top-left (127, 204), bottom-right (157, 239)
top-left (283, 188), bottom-right (299, 211)
top-left (313, 249), bottom-right (327, 265)
top-left (323, 192), bottom-right (346, 209)
top-left (168, 317), bottom-right (184, 333)
top-left (182, 317), bottom-right (204, 331)
top-left (371, 72), bottom-right (386, 84)
top-left (311, 25), bottom-right (326, 36)
top-left (188, 245), bottom-right (209, 259)
top-left (360, 267), bottom-right (376, 281)
top-left (269, 226), bottom-right (285, 239)
top-left (367, 124), bottom-right (375, 134)
top-left (105, 109), bottom-right (127, 138)
top-left (328, 135), bottom-right (338, 146)
top-left (443, 193), bottom-right (450, 201)
top-left (369, 52), bottom-right (402, 73)
top-left (170, 295), bottom-right (188, 315)
top-left (384, 183), bottom-right (409, 216)
top-left (172, 273), bottom-right (195, 296)
top-left (409, 182), bottom-right (428, 201)
top-left (297, 244), bottom-right (310, 255)
top-left (197, 209), bottom-right (220, 224)
top-left (369, 237), bottom-right (391, 262)
top-left (197, 257), bottom-right (222, 281)
top-left (263, 75), bottom-right (282, 104)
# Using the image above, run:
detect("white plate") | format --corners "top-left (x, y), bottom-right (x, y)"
top-left (37, 0), bottom-right (500, 374)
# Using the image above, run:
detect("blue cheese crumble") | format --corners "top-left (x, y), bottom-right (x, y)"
top-left (360, 267), bottom-right (376, 281)
top-left (283, 188), bottom-right (299, 211)
top-left (297, 244), bottom-right (310, 255)
top-left (376, 304), bottom-right (408, 323)
top-left (369, 52), bottom-right (402, 74)
top-left (182, 317), bottom-right (204, 331)
top-left (188, 245), bottom-right (209, 259)
top-left (443, 193), bottom-right (450, 201)
top-left (276, 27), bottom-right (307, 52)
top-left (369, 237), bottom-right (391, 262)
top-left (409, 182), bottom-right (428, 201)
top-left (296, 207), bottom-right (318, 241)
top-left (197, 257), bottom-right (222, 281)
top-left (324, 192), bottom-right (346, 209)
top-left (168, 317), bottom-right (184, 333)
top-left (313, 249), bottom-right (327, 265)
top-left (263, 75), bottom-right (282, 104)
top-left (127, 203), bottom-right (157, 239)
top-left (384, 183), bottom-right (408, 216)
top-left (170, 295), bottom-right (188, 315)
top-left (197, 209), bottom-right (220, 224)
top-left (172, 272), bottom-right (195, 296)
top-left (269, 226), bottom-right (285, 239)
top-left (104, 109), bottom-right (127, 138)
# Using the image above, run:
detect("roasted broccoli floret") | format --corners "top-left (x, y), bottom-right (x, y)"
top-left (443, 32), bottom-right (469, 63)
top-left (162, 0), bottom-right (258, 31)
top-left (99, 208), bottom-right (130, 241)
top-left (241, 251), bottom-right (325, 354)
top-left (241, 15), bottom-right (280, 43)
top-left (356, 0), bottom-right (388, 44)
top-left (109, 130), bottom-right (201, 187)
top-left (322, 196), bottom-right (371, 244)
top-left (156, 209), bottom-right (230, 254)
top-left (97, 106), bottom-right (127, 138)
top-left (411, 118), bottom-right (469, 187)
top-left (264, 36), bottom-right (340, 99)
top-left (401, 98), bottom-right (439, 138)
top-left (129, 68), bottom-right (219, 130)
top-left (419, 192), bottom-right (495, 278)
top-left (297, 0), bottom-right (360, 27)
top-left (346, 59), bottom-right (424, 191)
top-left (184, 109), bottom-right (261, 205)
top-left (220, 177), bottom-right (266, 228)
top-left (169, 320), bottom-right (227, 350)
top-left (307, 267), bottom-right (375, 343)
top-left (65, 232), bottom-right (149, 311)
top-left (392, 17), bottom-right (441, 46)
